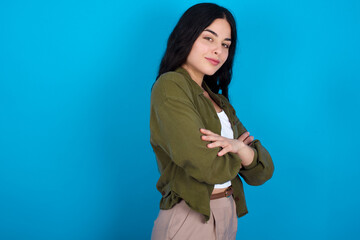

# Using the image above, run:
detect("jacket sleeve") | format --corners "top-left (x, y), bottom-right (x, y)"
top-left (218, 94), bottom-right (274, 186)
top-left (239, 140), bottom-right (274, 186)
top-left (150, 74), bottom-right (242, 185)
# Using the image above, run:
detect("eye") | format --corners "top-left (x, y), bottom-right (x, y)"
top-left (204, 36), bottom-right (213, 42)
top-left (222, 43), bottom-right (230, 48)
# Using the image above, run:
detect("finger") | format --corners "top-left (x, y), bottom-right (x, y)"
top-left (244, 136), bottom-right (251, 145)
top-left (218, 146), bottom-right (232, 156)
top-left (238, 132), bottom-right (250, 142)
top-left (243, 136), bottom-right (254, 145)
top-left (238, 131), bottom-right (250, 142)
top-left (200, 128), bottom-right (218, 136)
top-left (201, 135), bottom-right (223, 142)
top-left (207, 140), bottom-right (225, 149)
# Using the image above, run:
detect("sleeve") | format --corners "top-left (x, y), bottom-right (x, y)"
top-left (217, 94), bottom-right (274, 186)
top-left (150, 76), bottom-right (242, 185)
top-left (239, 140), bottom-right (274, 186)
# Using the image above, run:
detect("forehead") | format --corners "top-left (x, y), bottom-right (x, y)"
top-left (204, 18), bottom-right (231, 38)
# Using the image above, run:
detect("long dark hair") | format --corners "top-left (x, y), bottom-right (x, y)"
top-left (155, 3), bottom-right (237, 99)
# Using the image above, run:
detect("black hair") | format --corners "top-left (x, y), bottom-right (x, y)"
top-left (155, 3), bottom-right (237, 99)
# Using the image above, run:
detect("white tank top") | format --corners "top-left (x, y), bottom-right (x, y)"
top-left (214, 110), bottom-right (233, 189)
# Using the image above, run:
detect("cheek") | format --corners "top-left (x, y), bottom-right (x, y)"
top-left (192, 41), bottom-right (209, 54)
top-left (222, 51), bottom-right (229, 62)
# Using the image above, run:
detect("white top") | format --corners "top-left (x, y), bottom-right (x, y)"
top-left (214, 110), bottom-right (234, 189)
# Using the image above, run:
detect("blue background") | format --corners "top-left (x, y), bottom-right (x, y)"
top-left (1, 0), bottom-right (359, 239)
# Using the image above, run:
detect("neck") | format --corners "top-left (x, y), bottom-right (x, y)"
top-left (181, 64), bottom-right (204, 88)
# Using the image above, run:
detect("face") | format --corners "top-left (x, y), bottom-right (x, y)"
top-left (182, 18), bottom-right (232, 82)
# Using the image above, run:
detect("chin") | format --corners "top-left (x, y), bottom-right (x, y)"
top-left (204, 68), bottom-right (220, 76)
top-left (199, 66), bottom-right (217, 75)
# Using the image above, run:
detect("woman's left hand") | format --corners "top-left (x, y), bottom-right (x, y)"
top-left (200, 128), bottom-right (247, 156)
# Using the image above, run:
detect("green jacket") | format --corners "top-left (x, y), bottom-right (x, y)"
top-left (150, 67), bottom-right (274, 221)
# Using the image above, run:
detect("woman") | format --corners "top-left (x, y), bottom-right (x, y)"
top-left (150, 3), bottom-right (274, 239)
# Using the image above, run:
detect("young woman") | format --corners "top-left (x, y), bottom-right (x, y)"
top-left (150, 3), bottom-right (274, 239)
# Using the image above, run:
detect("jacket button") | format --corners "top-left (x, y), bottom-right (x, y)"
top-left (162, 191), bottom-right (165, 195)
top-left (235, 197), bottom-right (240, 201)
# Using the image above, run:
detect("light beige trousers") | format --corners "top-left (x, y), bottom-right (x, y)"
top-left (151, 196), bottom-right (237, 240)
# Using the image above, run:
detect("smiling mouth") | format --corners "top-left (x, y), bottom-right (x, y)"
top-left (205, 57), bottom-right (220, 66)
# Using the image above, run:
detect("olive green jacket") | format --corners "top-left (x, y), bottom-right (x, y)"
top-left (150, 67), bottom-right (274, 221)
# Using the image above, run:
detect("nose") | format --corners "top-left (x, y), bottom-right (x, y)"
top-left (213, 44), bottom-right (222, 55)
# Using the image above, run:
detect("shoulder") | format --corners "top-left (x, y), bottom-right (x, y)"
top-left (157, 71), bottom-right (185, 82)
top-left (151, 71), bottom-right (192, 102)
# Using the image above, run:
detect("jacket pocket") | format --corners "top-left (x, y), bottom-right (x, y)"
top-left (168, 200), bottom-right (192, 239)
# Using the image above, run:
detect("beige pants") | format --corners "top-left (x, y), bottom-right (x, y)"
top-left (151, 196), bottom-right (237, 240)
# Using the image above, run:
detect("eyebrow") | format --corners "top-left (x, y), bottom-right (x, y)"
top-left (204, 29), bottom-right (232, 41)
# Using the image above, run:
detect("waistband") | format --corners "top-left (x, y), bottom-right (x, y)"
top-left (210, 186), bottom-right (233, 200)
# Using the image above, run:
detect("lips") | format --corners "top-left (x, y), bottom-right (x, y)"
top-left (205, 57), bottom-right (220, 66)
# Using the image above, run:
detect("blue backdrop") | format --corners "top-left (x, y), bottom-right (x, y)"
top-left (1, 0), bottom-right (359, 239)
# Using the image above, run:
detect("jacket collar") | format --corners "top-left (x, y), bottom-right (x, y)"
top-left (175, 67), bottom-right (204, 95)
top-left (175, 67), bottom-right (225, 108)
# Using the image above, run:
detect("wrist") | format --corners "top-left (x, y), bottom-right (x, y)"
top-left (236, 140), bottom-right (247, 155)
top-left (242, 147), bottom-right (257, 168)
top-left (236, 141), bottom-right (255, 166)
